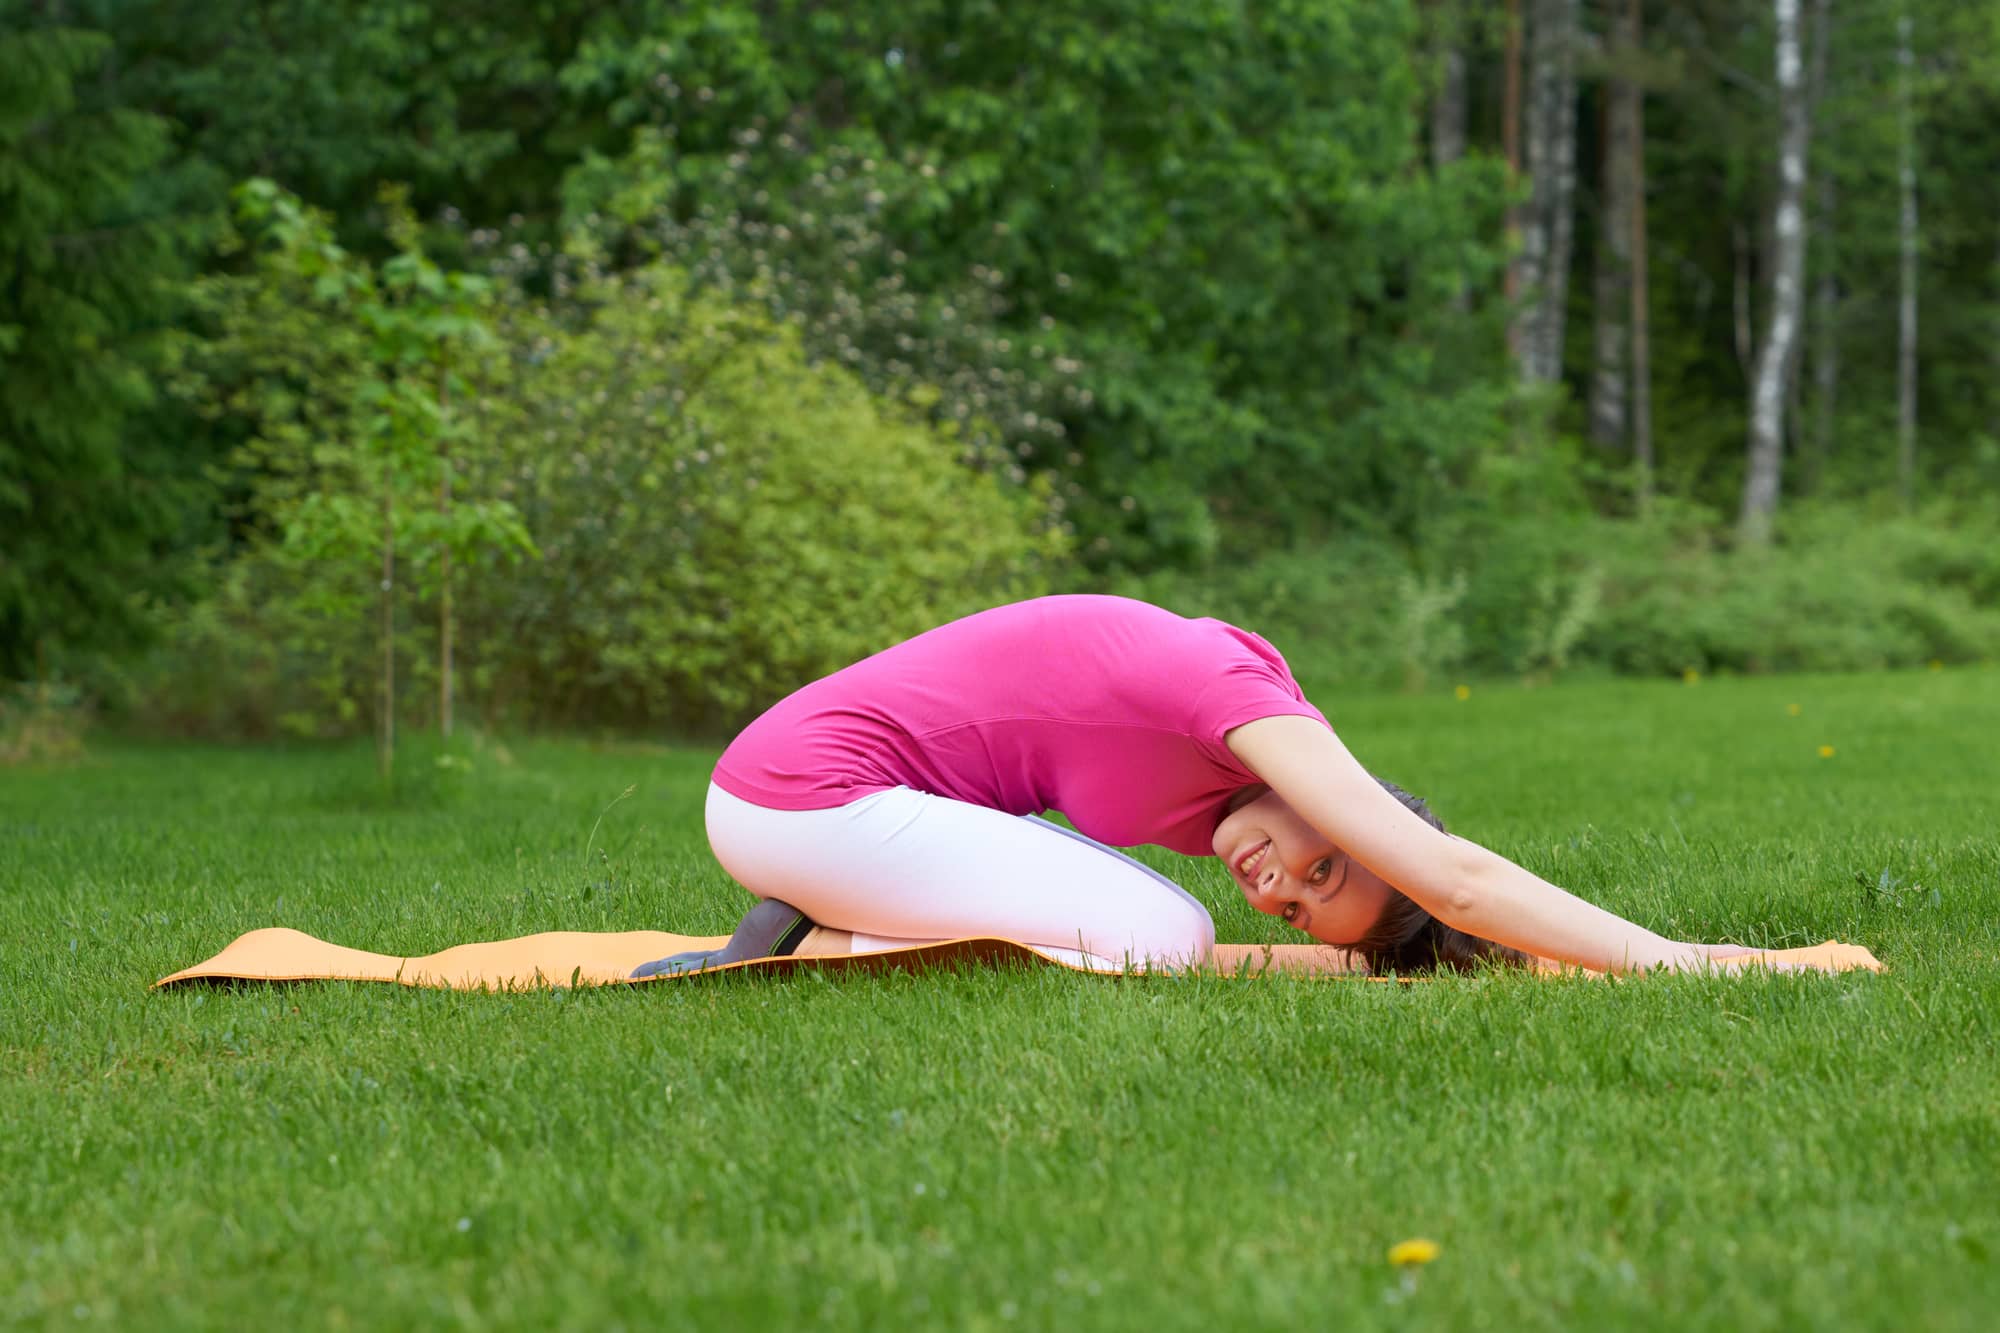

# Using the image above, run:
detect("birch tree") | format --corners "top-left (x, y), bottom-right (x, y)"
top-left (1626, 0), bottom-right (1654, 493)
top-left (1895, 7), bottom-right (1919, 504)
top-left (1589, 0), bottom-right (1642, 450)
top-left (1512, 0), bottom-right (1581, 384)
top-left (1503, 0), bottom-right (1525, 314)
top-left (1807, 0), bottom-right (1838, 492)
top-left (1429, 1), bottom-right (1467, 172)
top-left (1428, 1), bottom-right (1471, 314)
top-left (1739, 0), bottom-right (1812, 544)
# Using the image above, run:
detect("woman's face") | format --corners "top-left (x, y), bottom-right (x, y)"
top-left (1211, 788), bottom-right (1393, 947)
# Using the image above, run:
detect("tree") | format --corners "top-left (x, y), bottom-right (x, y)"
top-left (1503, 0), bottom-right (1525, 318)
top-left (1896, 0), bottom-right (2000, 488)
top-left (1626, 0), bottom-right (1655, 494)
top-left (1429, 0), bottom-right (1469, 173)
top-left (1894, 6), bottom-right (1918, 504)
top-left (1806, 0), bottom-right (1838, 492)
top-left (559, 0), bottom-right (1513, 566)
top-left (459, 263), bottom-right (1065, 731)
top-left (1589, 0), bottom-right (1643, 451)
top-left (1739, 0), bottom-right (1812, 544)
top-left (1513, 0), bottom-right (1580, 384)
top-left (224, 181), bottom-right (532, 775)
top-left (0, 18), bottom-right (192, 678)
top-left (69, 0), bottom-right (584, 239)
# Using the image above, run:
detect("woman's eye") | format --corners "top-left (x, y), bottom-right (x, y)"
top-left (1281, 903), bottom-right (1300, 923)
top-left (1311, 858), bottom-right (1334, 885)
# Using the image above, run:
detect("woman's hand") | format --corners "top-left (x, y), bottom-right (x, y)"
top-left (1667, 941), bottom-right (1811, 973)
top-left (1693, 943), bottom-right (1757, 959)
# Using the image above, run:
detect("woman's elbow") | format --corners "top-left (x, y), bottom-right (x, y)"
top-left (1434, 838), bottom-right (1497, 923)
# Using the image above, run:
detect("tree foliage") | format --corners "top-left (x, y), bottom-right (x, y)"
top-left (557, 0), bottom-right (1515, 564)
top-left (142, 253), bottom-right (1060, 736)
top-left (0, 17), bottom-right (192, 677)
top-left (159, 182), bottom-right (534, 746)
top-left (11, 0), bottom-right (2000, 723)
top-left (457, 261), bottom-right (1064, 730)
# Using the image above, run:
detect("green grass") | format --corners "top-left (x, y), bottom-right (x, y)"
top-left (4, 668), bottom-right (1997, 1329)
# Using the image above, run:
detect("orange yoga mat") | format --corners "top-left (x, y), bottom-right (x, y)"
top-left (153, 926), bottom-right (1883, 991)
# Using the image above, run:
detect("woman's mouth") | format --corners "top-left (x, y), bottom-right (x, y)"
top-left (1237, 840), bottom-right (1270, 882)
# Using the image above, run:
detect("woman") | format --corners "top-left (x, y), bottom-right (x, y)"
top-left (638, 595), bottom-right (1765, 977)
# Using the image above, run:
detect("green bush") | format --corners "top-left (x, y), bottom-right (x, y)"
top-left (459, 263), bottom-right (1065, 732)
top-left (1591, 500), bottom-right (2000, 675)
top-left (129, 263), bottom-right (1063, 737)
top-left (118, 554), bottom-right (385, 740)
top-left (1121, 491), bottom-right (2000, 690)
top-left (1112, 538), bottom-right (1434, 690)
top-left (0, 679), bottom-right (88, 765)
top-left (1123, 441), bottom-right (1604, 691)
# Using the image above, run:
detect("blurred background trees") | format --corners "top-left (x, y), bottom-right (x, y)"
top-left (3, 0), bottom-right (1997, 743)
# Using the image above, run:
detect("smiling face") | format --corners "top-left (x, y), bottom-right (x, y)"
top-left (1210, 788), bottom-right (1394, 947)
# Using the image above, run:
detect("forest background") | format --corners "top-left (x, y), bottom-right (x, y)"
top-left (5, 0), bottom-right (1998, 761)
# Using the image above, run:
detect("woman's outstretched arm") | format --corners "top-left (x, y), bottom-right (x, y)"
top-left (1225, 714), bottom-right (1717, 974)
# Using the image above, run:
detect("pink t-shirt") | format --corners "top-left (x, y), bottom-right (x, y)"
top-left (711, 595), bottom-right (1328, 855)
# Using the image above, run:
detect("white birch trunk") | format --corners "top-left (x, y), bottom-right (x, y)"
top-left (1808, 0), bottom-right (1837, 492)
top-left (1733, 222), bottom-right (1756, 378)
top-left (1432, 40), bottom-right (1466, 171)
top-left (1536, 0), bottom-right (1579, 385)
top-left (1503, 0), bottom-right (1526, 358)
top-left (1739, 0), bottom-right (1811, 544)
top-left (1628, 0), bottom-right (1654, 494)
top-left (1514, 0), bottom-right (1581, 384)
top-left (1589, 0), bottom-right (1639, 449)
top-left (1896, 9), bottom-right (1919, 505)
top-left (1431, 8), bottom-right (1470, 312)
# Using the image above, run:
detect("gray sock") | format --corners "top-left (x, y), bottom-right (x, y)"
top-left (630, 898), bottom-right (815, 978)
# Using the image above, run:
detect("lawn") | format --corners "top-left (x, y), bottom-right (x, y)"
top-left (3, 668), bottom-right (1996, 1329)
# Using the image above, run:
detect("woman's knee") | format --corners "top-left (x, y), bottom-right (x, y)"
top-left (1130, 896), bottom-right (1215, 962)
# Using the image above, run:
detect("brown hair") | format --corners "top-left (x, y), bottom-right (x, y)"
top-left (1353, 779), bottom-right (1532, 975)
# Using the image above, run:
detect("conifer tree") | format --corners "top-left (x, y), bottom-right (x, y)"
top-left (0, 16), bottom-right (186, 677)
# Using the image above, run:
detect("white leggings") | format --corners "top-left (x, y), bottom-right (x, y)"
top-left (704, 783), bottom-right (1216, 972)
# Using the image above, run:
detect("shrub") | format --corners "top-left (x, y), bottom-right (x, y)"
top-left (1112, 538), bottom-right (1423, 690)
top-left (131, 263), bottom-right (1064, 737)
top-left (1591, 500), bottom-right (2000, 675)
top-left (456, 263), bottom-right (1065, 732)
top-left (0, 680), bottom-right (88, 765)
top-left (1118, 493), bottom-right (2000, 690)
top-left (117, 555), bottom-right (383, 740)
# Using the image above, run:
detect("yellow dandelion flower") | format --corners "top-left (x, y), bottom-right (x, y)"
top-left (1786, 703), bottom-right (1802, 717)
top-left (1930, 659), bottom-right (1943, 671)
top-left (1388, 1238), bottom-right (1441, 1266)
top-left (1818, 744), bottom-right (1836, 758)
top-left (1683, 667), bottom-right (1701, 685)
top-left (1454, 684), bottom-right (1471, 701)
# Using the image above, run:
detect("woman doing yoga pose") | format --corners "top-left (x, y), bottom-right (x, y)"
top-left (640, 594), bottom-right (1779, 977)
